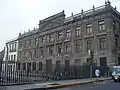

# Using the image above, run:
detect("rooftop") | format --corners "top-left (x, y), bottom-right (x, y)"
top-left (19, 0), bottom-right (120, 38)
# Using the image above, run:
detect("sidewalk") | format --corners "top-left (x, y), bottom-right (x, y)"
top-left (0, 77), bottom-right (111, 90)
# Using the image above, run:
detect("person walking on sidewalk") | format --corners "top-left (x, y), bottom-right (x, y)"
top-left (95, 68), bottom-right (100, 82)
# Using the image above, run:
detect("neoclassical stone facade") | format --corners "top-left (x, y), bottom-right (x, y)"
top-left (17, 1), bottom-right (120, 76)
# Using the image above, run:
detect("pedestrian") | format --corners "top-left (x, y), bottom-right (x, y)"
top-left (95, 68), bottom-right (100, 82)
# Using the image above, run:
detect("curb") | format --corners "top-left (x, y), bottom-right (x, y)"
top-left (46, 78), bottom-right (110, 89)
top-left (0, 82), bottom-right (33, 86)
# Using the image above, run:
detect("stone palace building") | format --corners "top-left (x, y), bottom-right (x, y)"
top-left (17, 1), bottom-right (120, 76)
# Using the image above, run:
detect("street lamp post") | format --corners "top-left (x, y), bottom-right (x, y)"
top-left (88, 50), bottom-right (93, 79)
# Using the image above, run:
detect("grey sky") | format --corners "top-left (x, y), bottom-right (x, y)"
top-left (0, 0), bottom-right (120, 51)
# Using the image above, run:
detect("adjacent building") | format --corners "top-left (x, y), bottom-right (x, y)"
top-left (0, 49), bottom-right (5, 75)
top-left (17, 1), bottom-right (120, 76)
top-left (2, 38), bottom-right (18, 71)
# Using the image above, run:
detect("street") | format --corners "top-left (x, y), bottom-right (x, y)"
top-left (54, 80), bottom-right (120, 90)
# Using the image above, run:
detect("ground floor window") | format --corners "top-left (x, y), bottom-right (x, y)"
top-left (100, 57), bottom-right (107, 67)
top-left (118, 57), bottom-right (120, 65)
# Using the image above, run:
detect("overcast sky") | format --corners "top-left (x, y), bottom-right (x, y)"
top-left (0, 0), bottom-right (120, 51)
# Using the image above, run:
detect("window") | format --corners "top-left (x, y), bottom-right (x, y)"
top-left (99, 38), bottom-right (106, 50)
top-left (75, 59), bottom-right (80, 66)
top-left (29, 40), bottom-right (32, 46)
top-left (118, 57), bottom-right (120, 65)
top-left (86, 24), bottom-right (92, 34)
top-left (23, 63), bottom-right (26, 70)
top-left (9, 44), bottom-right (11, 51)
top-left (65, 60), bottom-right (70, 71)
top-left (56, 60), bottom-right (60, 71)
top-left (49, 34), bottom-right (54, 42)
top-left (17, 63), bottom-right (20, 70)
top-left (40, 48), bottom-right (44, 56)
top-left (11, 55), bottom-right (13, 61)
top-left (115, 38), bottom-right (118, 47)
top-left (41, 36), bottom-right (45, 43)
top-left (98, 20), bottom-right (105, 31)
top-left (32, 62), bottom-right (36, 71)
top-left (113, 21), bottom-right (116, 30)
top-left (34, 50), bottom-right (37, 58)
top-left (100, 57), bottom-right (107, 67)
top-left (75, 26), bottom-right (81, 36)
top-left (39, 62), bottom-right (42, 71)
top-left (12, 44), bottom-right (14, 50)
top-left (35, 38), bottom-right (39, 46)
top-left (66, 44), bottom-right (71, 53)
top-left (58, 46), bottom-right (62, 54)
top-left (48, 47), bottom-right (53, 56)
top-left (9, 55), bottom-right (10, 60)
top-left (14, 55), bottom-right (16, 61)
top-left (66, 29), bottom-right (71, 38)
top-left (76, 43), bottom-right (81, 53)
top-left (14, 43), bottom-right (16, 50)
top-left (87, 40), bottom-right (92, 51)
top-left (58, 31), bottom-right (63, 40)
top-left (27, 62), bottom-right (31, 72)
top-left (29, 51), bottom-right (32, 58)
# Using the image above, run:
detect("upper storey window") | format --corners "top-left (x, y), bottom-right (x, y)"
top-left (99, 20), bottom-right (105, 31)
top-left (66, 29), bottom-right (71, 38)
top-left (75, 26), bottom-right (81, 37)
top-left (49, 34), bottom-right (54, 42)
top-left (58, 31), bottom-right (63, 40)
top-left (41, 36), bottom-right (45, 43)
top-left (113, 21), bottom-right (116, 30)
top-left (87, 40), bottom-right (92, 51)
top-left (86, 24), bottom-right (92, 34)
top-left (35, 38), bottom-right (39, 46)
top-left (99, 38), bottom-right (106, 50)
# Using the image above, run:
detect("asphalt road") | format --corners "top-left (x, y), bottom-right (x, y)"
top-left (54, 80), bottom-right (120, 90)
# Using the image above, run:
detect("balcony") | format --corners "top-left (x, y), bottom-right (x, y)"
top-left (96, 30), bottom-right (107, 36)
top-left (64, 37), bottom-right (72, 42)
top-left (46, 40), bottom-right (54, 46)
top-left (84, 33), bottom-right (94, 38)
